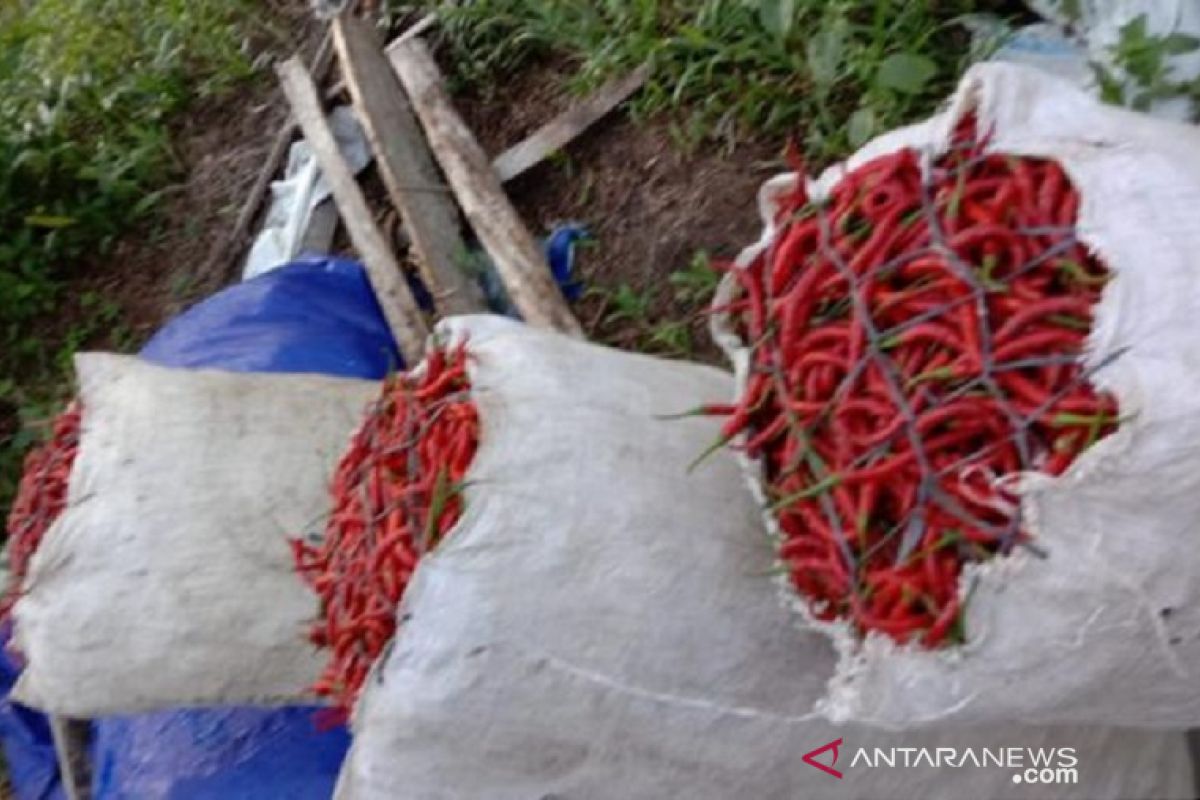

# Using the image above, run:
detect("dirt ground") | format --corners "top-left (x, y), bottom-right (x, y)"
top-left (454, 53), bottom-right (780, 361)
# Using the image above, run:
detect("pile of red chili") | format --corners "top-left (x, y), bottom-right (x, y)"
top-left (715, 121), bottom-right (1118, 647)
top-left (3, 403), bottom-right (82, 619)
top-left (3, 407), bottom-right (82, 618)
top-left (293, 344), bottom-right (478, 716)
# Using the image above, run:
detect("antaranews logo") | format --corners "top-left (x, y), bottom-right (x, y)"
top-left (801, 741), bottom-right (1079, 786)
top-left (802, 738), bottom-right (843, 779)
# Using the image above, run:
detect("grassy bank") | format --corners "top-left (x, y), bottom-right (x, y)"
top-left (408, 0), bottom-right (1006, 160)
top-left (0, 0), bottom-right (263, 511)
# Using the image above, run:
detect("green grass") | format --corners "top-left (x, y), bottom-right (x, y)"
top-left (0, 0), bottom-right (262, 513)
top-left (589, 250), bottom-right (722, 358)
top-left (406, 0), bottom-right (1010, 160)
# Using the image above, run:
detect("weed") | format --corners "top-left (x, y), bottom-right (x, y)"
top-left (404, 0), bottom-right (1009, 163)
top-left (56, 293), bottom-right (130, 373)
top-left (597, 282), bottom-right (653, 326)
top-left (668, 250), bottom-right (721, 306)
top-left (1090, 13), bottom-right (1200, 113)
top-left (169, 268), bottom-right (203, 302)
top-left (645, 319), bottom-right (693, 357)
top-left (546, 149), bottom-right (577, 178)
top-left (587, 282), bottom-right (650, 347)
top-left (587, 250), bottom-right (722, 358)
top-left (575, 169), bottom-right (596, 207)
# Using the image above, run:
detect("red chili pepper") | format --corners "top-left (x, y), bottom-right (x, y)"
top-left (291, 345), bottom-right (480, 716)
top-left (993, 296), bottom-right (1092, 342)
top-left (701, 118), bottom-right (1116, 648)
top-left (3, 403), bottom-right (83, 621)
top-left (922, 592), bottom-right (961, 647)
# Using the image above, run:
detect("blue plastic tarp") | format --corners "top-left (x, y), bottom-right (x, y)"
top-left (0, 624), bottom-right (63, 800)
top-left (89, 708), bottom-right (349, 800)
top-left (140, 254), bottom-right (402, 377)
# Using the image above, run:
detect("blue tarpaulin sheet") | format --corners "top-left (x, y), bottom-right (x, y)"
top-left (140, 254), bottom-right (402, 377)
top-left (0, 624), bottom-right (62, 800)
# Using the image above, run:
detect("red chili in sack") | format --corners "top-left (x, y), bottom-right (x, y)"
top-left (709, 119), bottom-right (1118, 647)
top-left (292, 343), bottom-right (478, 719)
top-left (3, 403), bottom-right (83, 620)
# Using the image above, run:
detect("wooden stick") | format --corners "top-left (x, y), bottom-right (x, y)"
top-left (493, 64), bottom-right (650, 183)
top-left (277, 56), bottom-right (429, 361)
top-left (50, 716), bottom-right (89, 800)
top-left (333, 14), bottom-right (484, 315)
top-left (385, 12), bottom-right (439, 54)
top-left (389, 40), bottom-right (582, 335)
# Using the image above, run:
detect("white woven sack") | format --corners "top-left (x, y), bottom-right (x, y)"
top-left (10, 354), bottom-right (377, 715)
top-left (711, 61), bottom-right (1200, 729)
top-left (336, 316), bottom-right (1193, 800)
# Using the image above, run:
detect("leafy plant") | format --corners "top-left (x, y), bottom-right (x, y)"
top-left (594, 282), bottom-right (652, 326)
top-left (0, 0), bottom-right (261, 514)
top-left (587, 251), bottom-right (722, 358)
top-left (668, 250), bottom-right (721, 306)
top-left (404, 0), bottom-right (1005, 162)
top-left (1091, 13), bottom-right (1200, 112)
top-left (645, 319), bottom-right (693, 356)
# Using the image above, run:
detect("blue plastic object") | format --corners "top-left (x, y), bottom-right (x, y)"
top-left (90, 708), bottom-right (349, 800)
top-left (478, 223), bottom-right (589, 315)
top-left (0, 626), bottom-right (64, 800)
top-left (0, 256), bottom-right (398, 800)
top-left (140, 254), bottom-right (403, 376)
top-left (543, 223), bottom-right (588, 302)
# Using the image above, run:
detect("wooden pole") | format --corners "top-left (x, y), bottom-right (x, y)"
top-left (493, 64), bottom-right (650, 184)
top-left (50, 716), bottom-right (89, 800)
top-left (277, 56), bottom-right (429, 361)
top-left (388, 39), bottom-right (582, 336)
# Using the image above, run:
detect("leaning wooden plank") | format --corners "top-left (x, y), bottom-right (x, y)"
top-left (277, 56), bottom-right (429, 361)
top-left (493, 64), bottom-right (651, 184)
top-left (389, 40), bottom-right (582, 335)
top-left (333, 14), bottom-right (484, 315)
top-left (326, 12), bottom-right (438, 101)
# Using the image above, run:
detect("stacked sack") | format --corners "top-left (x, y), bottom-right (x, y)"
top-left (4, 64), bottom-right (1200, 799)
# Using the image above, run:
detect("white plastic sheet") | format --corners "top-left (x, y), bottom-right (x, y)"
top-left (243, 105), bottom-right (371, 279)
